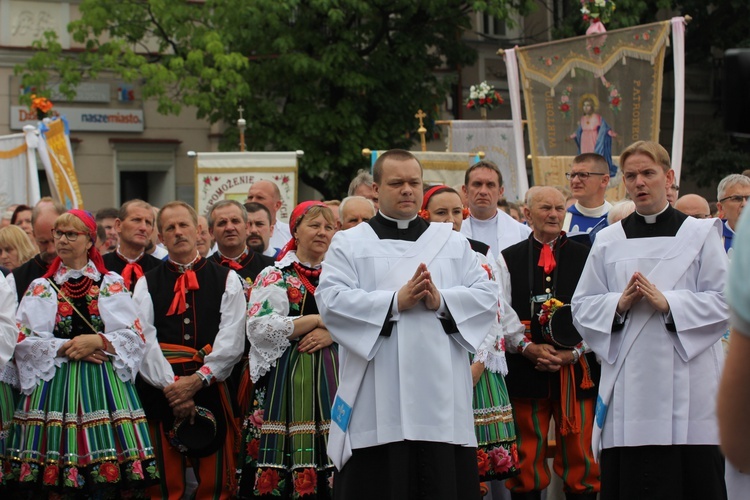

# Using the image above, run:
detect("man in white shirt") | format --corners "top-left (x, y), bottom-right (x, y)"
top-left (460, 160), bottom-right (531, 255)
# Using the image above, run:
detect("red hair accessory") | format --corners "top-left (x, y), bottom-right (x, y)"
top-left (276, 200), bottom-right (329, 261)
top-left (43, 208), bottom-right (108, 279)
top-left (421, 185), bottom-right (470, 220)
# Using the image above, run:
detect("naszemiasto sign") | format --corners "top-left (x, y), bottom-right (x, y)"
top-left (10, 106), bottom-right (145, 132)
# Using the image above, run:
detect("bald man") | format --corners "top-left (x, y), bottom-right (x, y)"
top-left (246, 179), bottom-right (292, 256)
top-left (675, 194), bottom-right (711, 219)
top-left (338, 196), bottom-right (376, 230)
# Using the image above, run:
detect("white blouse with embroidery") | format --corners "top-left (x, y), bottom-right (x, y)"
top-left (246, 252), bottom-right (312, 384)
top-left (13, 260), bottom-right (146, 394)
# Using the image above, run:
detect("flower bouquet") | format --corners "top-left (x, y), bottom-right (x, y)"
top-left (30, 94), bottom-right (54, 120)
top-left (580, 0), bottom-right (616, 25)
top-left (465, 81), bottom-right (504, 118)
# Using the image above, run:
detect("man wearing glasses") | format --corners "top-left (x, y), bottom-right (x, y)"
top-left (716, 173), bottom-right (750, 255)
top-left (563, 153), bottom-right (612, 244)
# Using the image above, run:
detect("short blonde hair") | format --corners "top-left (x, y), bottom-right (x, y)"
top-left (0, 224), bottom-right (38, 265)
top-left (620, 141), bottom-right (671, 173)
top-left (54, 213), bottom-right (92, 239)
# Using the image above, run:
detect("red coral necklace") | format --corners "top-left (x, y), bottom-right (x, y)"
top-left (292, 262), bottom-right (321, 294)
top-left (61, 277), bottom-right (93, 299)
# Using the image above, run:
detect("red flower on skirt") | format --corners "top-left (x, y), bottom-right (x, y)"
top-left (294, 468), bottom-right (317, 496)
top-left (99, 462), bottom-right (120, 482)
top-left (43, 464), bottom-right (59, 485)
top-left (246, 438), bottom-right (260, 460)
top-left (476, 448), bottom-right (490, 476)
top-left (256, 468), bottom-right (281, 495)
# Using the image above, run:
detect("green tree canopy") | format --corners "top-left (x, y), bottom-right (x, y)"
top-left (19, 0), bottom-right (535, 198)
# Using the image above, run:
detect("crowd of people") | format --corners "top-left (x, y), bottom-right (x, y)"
top-left (0, 140), bottom-right (747, 500)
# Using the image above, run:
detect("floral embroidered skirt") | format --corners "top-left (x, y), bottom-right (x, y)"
top-left (4, 360), bottom-right (159, 497)
top-left (473, 367), bottom-right (520, 481)
top-left (0, 380), bottom-right (14, 489)
top-left (238, 343), bottom-right (339, 499)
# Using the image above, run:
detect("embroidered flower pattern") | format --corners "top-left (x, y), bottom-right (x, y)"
top-left (254, 467), bottom-right (284, 496)
top-left (54, 281), bottom-right (104, 337)
top-left (26, 283), bottom-right (52, 298)
top-left (293, 467), bottom-right (317, 497)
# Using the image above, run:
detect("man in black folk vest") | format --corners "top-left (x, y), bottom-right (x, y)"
top-left (501, 186), bottom-right (600, 500)
top-left (134, 201), bottom-right (246, 499)
top-left (207, 199), bottom-right (273, 415)
top-left (102, 199), bottom-right (162, 293)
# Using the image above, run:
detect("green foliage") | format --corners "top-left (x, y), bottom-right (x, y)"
top-left (683, 128), bottom-right (750, 187)
top-left (16, 0), bottom-right (535, 198)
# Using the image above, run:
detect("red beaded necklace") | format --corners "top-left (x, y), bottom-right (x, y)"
top-left (292, 262), bottom-right (321, 294)
top-left (61, 277), bottom-right (93, 299)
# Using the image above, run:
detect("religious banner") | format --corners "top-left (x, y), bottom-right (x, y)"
top-left (194, 151), bottom-right (300, 222)
top-left (513, 20), bottom-right (673, 201)
top-left (37, 118), bottom-right (84, 209)
top-left (365, 150), bottom-right (479, 190)
top-left (0, 132), bottom-right (37, 208)
top-left (447, 120), bottom-right (527, 202)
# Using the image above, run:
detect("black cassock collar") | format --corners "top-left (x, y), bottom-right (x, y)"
top-left (368, 212), bottom-right (429, 241)
top-left (621, 204), bottom-right (687, 239)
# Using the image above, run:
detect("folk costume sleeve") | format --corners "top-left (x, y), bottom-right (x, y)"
top-left (201, 269), bottom-right (245, 382)
top-left (247, 265), bottom-right (295, 383)
top-left (14, 278), bottom-right (69, 394)
top-left (133, 276), bottom-right (174, 389)
top-left (97, 272), bottom-right (147, 383)
top-left (472, 251), bottom-right (508, 375)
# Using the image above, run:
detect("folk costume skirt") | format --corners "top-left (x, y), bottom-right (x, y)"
top-left (239, 342), bottom-right (339, 499)
top-left (5, 359), bottom-right (158, 497)
top-left (472, 363), bottom-right (520, 481)
top-left (0, 380), bottom-right (14, 489)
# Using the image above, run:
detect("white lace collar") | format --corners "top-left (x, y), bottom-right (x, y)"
top-left (54, 259), bottom-right (101, 284)
top-left (275, 250), bottom-right (323, 270)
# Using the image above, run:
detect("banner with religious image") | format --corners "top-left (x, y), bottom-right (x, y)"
top-left (37, 118), bottom-right (84, 209)
top-left (194, 151), bottom-right (299, 222)
top-left (514, 20), bottom-right (673, 201)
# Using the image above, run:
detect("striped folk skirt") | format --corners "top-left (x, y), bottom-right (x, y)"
top-left (473, 365), bottom-right (520, 481)
top-left (0, 381), bottom-right (14, 489)
top-left (239, 343), bottom-right (339, 499)
top-left (4, 359), bottom-right (159, 497)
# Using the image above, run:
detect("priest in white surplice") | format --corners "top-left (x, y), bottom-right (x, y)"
top-left (571, 141), bottom-right (729, 500)
top-left (316, 149), bottom-right (498, 500)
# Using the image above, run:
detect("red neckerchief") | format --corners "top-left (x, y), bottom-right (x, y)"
top-left (538, 242), bottom-right (556, 274)
top-left (166, 254), bottom-right (201, 316)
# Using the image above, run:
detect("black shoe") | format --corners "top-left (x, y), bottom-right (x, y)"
top-left (510, 492), bottom-right (542, 500)
top-left (565, 493), bottom-right (598, 500)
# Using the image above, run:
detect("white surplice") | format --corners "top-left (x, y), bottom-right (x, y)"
top-left (460, 208), bottom-right (531, 257)
top-left (571, 217), bottom-right (728, 456)
top-left (316, 222), bottom-right (498, 468)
